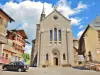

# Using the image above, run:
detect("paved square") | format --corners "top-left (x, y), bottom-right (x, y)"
top-left (0, 67), bottom-right (100, 75)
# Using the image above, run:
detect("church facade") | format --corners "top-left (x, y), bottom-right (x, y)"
top-left (31, 7), bottom-right (78, 67)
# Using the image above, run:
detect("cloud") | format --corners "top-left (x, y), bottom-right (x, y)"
top-left (79, 25), bottom-right (83, 29)
top-left (2, 1), bottom-right (53, 41)
top-left (56, 0), bottom-right (87, 25)
top-left (70, 17), bottom-right (82, 25)
top-left (77, 1), bottom-right (87, 9)
top-left (77, 30), bottom-right (84, 38)
top-left (1, 0), bottom-right (88, 41)
top-left (24, 44), bottom-right (32, 54)
top-left (0, 0), bottom-right (88, 54)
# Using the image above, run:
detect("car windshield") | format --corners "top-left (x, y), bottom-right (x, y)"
top-left (9, 62), bottom-right (14, 65)
top-left (22, 62), bottom-right (27, 65)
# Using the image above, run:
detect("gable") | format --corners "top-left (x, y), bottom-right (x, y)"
top-left (79, 25), bottom-right (89, 41)
top-left (90, 16), bottom-right (100, 30)
top-left (17, 30), bottom-right (28, 39)
top-left (41, 10), bottom-right (71, 23)
top-left (40, 10), bottom-right (71, 30)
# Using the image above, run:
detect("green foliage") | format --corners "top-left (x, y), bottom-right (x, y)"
top-left (22, 53), bottom-right (30, 62)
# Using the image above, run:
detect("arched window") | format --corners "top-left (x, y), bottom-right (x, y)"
top-left (46, 54), bottom-right (48, 60)
top-left (88, 51), bottom-right (92, 61)
top-left (0, 17), bottom-right (2, 24)
top-left (59, 30), bottom-right (61, 41)
top-left (54, 28), bottom-right (57, 41)
top-left (63, 54), bottom-right (66, 60)
top-left (50, 30), bottom-right (53, 41)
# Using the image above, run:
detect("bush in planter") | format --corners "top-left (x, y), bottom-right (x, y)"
top-left (67, 64), bottom-right (72, 67)
top-left (42, 64), bottom-right (46, 68)
top-left (62, 64), bottom-right (72, 67)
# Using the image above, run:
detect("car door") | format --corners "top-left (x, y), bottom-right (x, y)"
top-left (8, 62), bottom-right (15, 70)
top-left (13, 62), bottom-right (19, 70)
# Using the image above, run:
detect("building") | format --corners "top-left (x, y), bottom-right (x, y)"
top-left (31, 5), bottom-right (78, 67)
top-left (0, 8), bottom-right (14, 63)
top-left (1, 29), bottom-right (28, 64)
top-left (73, 38), bottom-right (78, 66)
top-left (78, 16), bottom-right (100, 63)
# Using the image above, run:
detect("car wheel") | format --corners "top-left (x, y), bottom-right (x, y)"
top-left (3, 67), bottom-right (7, 71)
top-left (18, 68), bottom-right (22, 72)
top-left (23, 70), bottom-right (26, 72)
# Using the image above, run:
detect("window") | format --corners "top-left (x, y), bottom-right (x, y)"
top-left (53, 15), bottom-right (58, 20)
top-left (46, 54), bottom-right (48, 60)
top-left (54, 28), bottom-right (57, 41)
top-left (50, 30), bottom-right (53, 41)
top-left (0, 17), bottom-right (3, 24)
top-left (63, 54), bottom-right (66, 60)
top-left (5, 54), bottom-right (8, 60)
top-left (88, 51), bottom-right (92, 61)
top-left (98, 30), bottom-right (100, 44)
top-left (2, 53), bottom-right (4, 56)
top-left (54, 53), bottom-right (57, 55)
top-left (59, 30), bottom-right (62, 41)
top-left (2, 53), bottom-right (4, 59)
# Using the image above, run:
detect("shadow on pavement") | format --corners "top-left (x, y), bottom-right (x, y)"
top-left (72, 66), bottom-right (88, 70)
top-left (2, 70), bottom-right (28, 72)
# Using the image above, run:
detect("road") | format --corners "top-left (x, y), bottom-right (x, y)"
top-left (0, 67), bottom-right (100, 75)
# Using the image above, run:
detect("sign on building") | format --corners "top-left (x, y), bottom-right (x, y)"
top-left (78, 55), bottom-right (84, 61)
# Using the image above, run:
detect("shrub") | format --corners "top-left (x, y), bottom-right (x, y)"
top-left (62, 64), bottom-right (72, 67)
top-left (42, 64), bottom-right (46, 68)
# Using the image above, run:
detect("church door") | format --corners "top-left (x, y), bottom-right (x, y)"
top-left (56, 58), bottom-right (58, 65)
top-left (54, 57), bottom-right (58, 65)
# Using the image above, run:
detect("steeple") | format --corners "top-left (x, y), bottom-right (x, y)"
top-left (40, 3), bottom-right (45, 21)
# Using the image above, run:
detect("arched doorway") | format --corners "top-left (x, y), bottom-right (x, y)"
top-left (52, 49), bottom-right (60, 66)
top-left (54, 57), bottom-right (58, 65)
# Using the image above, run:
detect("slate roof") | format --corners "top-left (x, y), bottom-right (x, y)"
top-left (0, 8), bottom-right (14, 22)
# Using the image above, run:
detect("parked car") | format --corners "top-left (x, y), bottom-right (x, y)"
top-left (2, 61), bottom-right (29, 72)
top-left (84, 62), bottom-right (91, 69)
top-left (85, 61), bottom-right (100, 71)
top-left (95, 63), bottom-right (100, 71)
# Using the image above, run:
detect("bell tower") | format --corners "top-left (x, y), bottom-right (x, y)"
top-left (40, 3), bottom-right (45, 21)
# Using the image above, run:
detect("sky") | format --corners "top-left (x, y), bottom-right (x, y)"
top-left (0, 0), bottom-right (100, 54)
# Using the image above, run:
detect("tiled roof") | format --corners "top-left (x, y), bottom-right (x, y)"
top-left (0, 8), bottom-right (14, 22)
top-left (90, 16), bottom-right (100, 30)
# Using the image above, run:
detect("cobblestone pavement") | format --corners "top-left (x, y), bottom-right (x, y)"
top-left (0, 67), bottom-right (100, 75)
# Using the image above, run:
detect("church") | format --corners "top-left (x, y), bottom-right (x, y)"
top-left (30, 5), bottom-right (78, 67)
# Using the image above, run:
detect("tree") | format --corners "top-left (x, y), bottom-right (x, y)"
top-left (22, 53), bottom-right (30, 62)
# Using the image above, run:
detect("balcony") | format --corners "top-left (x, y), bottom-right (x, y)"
top-left (3, 39), bottom-right (16, 53)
